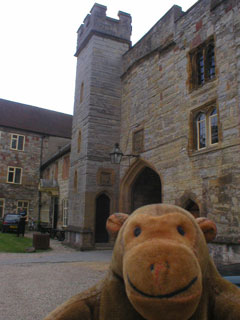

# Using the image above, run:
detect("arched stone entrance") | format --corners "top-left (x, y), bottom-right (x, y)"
top-left (184, 199), bottom-right (200, 218)
top-left (131, 167), bottom-right (162, 211)
top-left (119, 160), bottom-right (162, 213)
top-left (176, 191), bottom-right (202, 218)
top-left (95, 193), bottom-right (110, 243)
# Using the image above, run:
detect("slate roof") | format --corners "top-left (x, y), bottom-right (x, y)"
top-left (0, 99), bottom-right (72, 138)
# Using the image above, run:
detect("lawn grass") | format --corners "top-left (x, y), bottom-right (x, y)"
top-left (0, 233), bottom-right (33, 253)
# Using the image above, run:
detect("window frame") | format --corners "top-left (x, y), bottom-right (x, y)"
top-left (7, 166), bottom-right (23, 184)
top-left (0, 199), bottom-right (5, 218)
top-left (194, 106), bottom-right (219, 151)
top-left (10, 134), bottom-right (25, 151)
top-left (62, 199), bottom-right (68, 227)
top-left (189, 37), bottom-right (216, 91)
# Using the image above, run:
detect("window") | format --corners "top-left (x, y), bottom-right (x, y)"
top-left (77, 130), bottom-right (81, 153)
top-left (7, 167), bottom-right (22, 184)
top-left (62, 199), bottom-right (68, 227)
top-left (62, 155), bottom-right (70, 180)
top-left (194, 107), bottom-right (219, 150)
top-left (189, 37), bottom-right (216, 90)
top-left (10, 134), bottom-right (25, 151)
top-left (133, 129), bottom-right (144, 154)
top-left (17, 201), bottom-right (29, 219)
top-left (80, 82), bottom-right (84, 103)
top-left (0, 199), bottom-right (5, 218)
top-left (74, 170), bottom-right (78, 192)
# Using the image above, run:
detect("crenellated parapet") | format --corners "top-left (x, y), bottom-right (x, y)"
top-left (75, 3), bottom-right (132, 57)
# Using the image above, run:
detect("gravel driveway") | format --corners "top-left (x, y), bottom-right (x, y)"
top-left (0, 235), bottom-right (112, 320)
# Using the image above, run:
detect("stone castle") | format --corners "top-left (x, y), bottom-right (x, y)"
top-left (65, 0), bottom-right (240, 263)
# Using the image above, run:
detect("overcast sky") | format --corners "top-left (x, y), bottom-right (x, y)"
top-left (0, 0), bottom-right (197, 115)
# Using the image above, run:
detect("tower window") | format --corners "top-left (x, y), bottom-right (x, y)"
top-left (189, 37), bottom-right (216, 90)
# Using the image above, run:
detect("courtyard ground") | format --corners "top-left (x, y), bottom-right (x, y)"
top-left (0, 233), bottom-right (112, 320)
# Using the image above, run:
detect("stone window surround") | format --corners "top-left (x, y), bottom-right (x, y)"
top-left (0, 198), bottom-right (5, 218)
top-left (188, 100), bottom-right (220, 155)
top-left (188, 36), bottom-right (216, 91)
top-left (97, 168), bottom-right (115, 186)
top-left (10, 133), bottom-right (25, 151)
top-left (7, 166), bottom-right (23, 184)
top-left (132, 127), bottom-right (144, 154)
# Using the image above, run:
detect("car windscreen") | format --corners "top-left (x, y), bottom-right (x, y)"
top-left (5, 215), bottom-right (19, 222)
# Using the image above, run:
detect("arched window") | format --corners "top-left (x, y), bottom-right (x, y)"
top-left (196, 113), bottom-right (206, 149)
top-left (194, 107), bottom-right (218, 151)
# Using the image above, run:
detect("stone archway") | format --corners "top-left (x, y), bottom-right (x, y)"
top-left (131, 167), bottom-right (162, 212)
top-left (119, 160), bottom-right (162, 213)
top-left (95, 193), bottom-right (110, 243)
top-left (184, 199), bottom-right (200, 218)
top-left (176, 191), bottom-right (202, 218)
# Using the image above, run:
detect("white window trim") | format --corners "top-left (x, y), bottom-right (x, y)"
top-left (195, 107), bottom-right (218, 151)
top-left (196, 115), bottom-right (206, 150)
top-left (0, 199), bottom-right (5, 218)
top-left (7, 166), bottom-right (23, 184)
top-left (10, 133), bottom-right (25, 151)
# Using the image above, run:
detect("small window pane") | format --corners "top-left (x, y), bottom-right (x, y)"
top-left (11, 136), bottom-right (17, 149)
top-left (15, 168), bottom-right (22, 183)
top-left (207, 44), bottom-right (215, 79)
top-left (197, 52), bottom-right (205, 85)
top-left (197, 113), bottom-right (206, 149)
top-left (18, 136), bottom-right (24, 150)
top-left (210, 109), bottom-right (218, 144)
top-left (8, 168), bottom-right (14, 182)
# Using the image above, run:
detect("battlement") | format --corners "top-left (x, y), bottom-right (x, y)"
top-left (75, 3), bottom-right (132, 56)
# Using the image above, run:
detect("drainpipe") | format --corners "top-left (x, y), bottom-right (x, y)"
top-left (38, 135), bottom-right (45, 230)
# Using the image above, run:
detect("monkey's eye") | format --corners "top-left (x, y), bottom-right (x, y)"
top-left (134, 226), bottom-right (141, 237)
top-left (177, 226), bottom-right (185, 236)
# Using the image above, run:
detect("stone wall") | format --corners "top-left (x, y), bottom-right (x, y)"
top-left (67, 3), bottom-right (131, 249)
top-left (120, 0), bottom-right (240, 262)
top-left (0, 127), bottom-right (42, 218)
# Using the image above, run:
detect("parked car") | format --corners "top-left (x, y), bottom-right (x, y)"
top-left (2, 213), bottom-right (20, 233)
top-left (223, 276), bottom-right (240, 288)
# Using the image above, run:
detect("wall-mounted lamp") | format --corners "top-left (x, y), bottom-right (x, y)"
top-left (110, 143), bottom-right (139, 164)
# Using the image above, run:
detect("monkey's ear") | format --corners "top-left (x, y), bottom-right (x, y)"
top-left (196, 217), bottom-right (217, 243)
top-left (106, 213), bottom-right (129, 238)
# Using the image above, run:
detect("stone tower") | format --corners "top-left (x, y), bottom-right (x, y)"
top-left (66, 3), bottom-right (132, 249)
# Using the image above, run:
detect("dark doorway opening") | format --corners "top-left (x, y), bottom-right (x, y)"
top-left (131, 167), bottom-right (162, 212)
top-left (185, 200), bottom-right (200, 218)
top-left (95, 194), bottom-right (110, 243)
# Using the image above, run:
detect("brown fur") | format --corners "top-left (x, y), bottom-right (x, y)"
top-left (44, 204), bottom-right (240, 320)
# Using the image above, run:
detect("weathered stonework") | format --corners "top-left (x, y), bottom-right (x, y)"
top-left (68, 0), bottom-right (240, 264)
top-left (66, 3), bottom-right (131, 249)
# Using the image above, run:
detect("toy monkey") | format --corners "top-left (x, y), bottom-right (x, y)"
top-left (44, 204), bottom-right (240, 320)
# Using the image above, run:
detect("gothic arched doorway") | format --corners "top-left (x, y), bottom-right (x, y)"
top-left (95, 193), bottom-right (110, 243)
top-left (184, 199), bottom-right (200, 218)
top-left (131, 167), bottom-right (162, 212)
